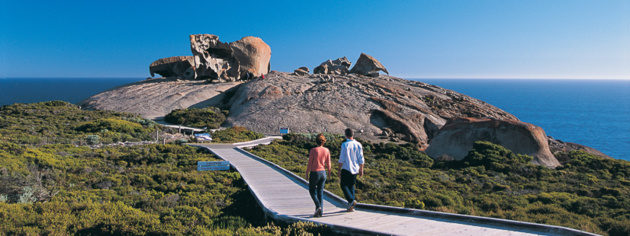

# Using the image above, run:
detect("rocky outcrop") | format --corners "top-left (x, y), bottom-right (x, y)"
top-left (149, 56), bottom-right (195, 79)
top-left (313, 57), bottom-right (352, 75)
top-left (293, 66), bottom-right (309, 76)
top-left (183, 34), bottom-right (271, 82)
top-left (189, 34), bottom-right (241, 82)
top-left (80, 78), bottom-right (241, 119)
top-left (230, 36), bottom-right (272, 77)
top-left (350, 53), bottom-right (389, 77)
top-left (204, 71), bottom-right (516, 148)
top-left (425, 118), bottom-right (560, 167)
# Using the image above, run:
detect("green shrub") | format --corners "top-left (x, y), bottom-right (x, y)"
top-left (165, 107), bottom-right (226, 129)
top-left (250, 135), bottom-right (630, 235)
top-left (212, 126), bottom-right (264, 143)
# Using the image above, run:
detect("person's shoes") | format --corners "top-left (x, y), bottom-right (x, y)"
top-left (347, 200), bottom-right (356, 212)
top-left (313, 208), bottom-right (322, 217)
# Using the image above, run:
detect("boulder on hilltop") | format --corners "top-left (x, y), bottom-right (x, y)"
top-left (313, 57), bottom-right (352, 75)
top-left (189, 34), bottom-right (271, 82)
top-left (149, 34), bottom-right (271, 82)
top-left (293, 66), bottom-right (310, 76)
top-left (350, 53), bottom-right (389, 77)
top-left (425, 118), bottom-right (560, 167)
top-left (149, 56), bottom-right (195, 80)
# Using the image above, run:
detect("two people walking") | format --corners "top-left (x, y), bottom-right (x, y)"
top-left (306, 128), bottom-right (364, 217)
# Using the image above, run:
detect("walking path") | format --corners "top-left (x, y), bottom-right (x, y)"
top-left (193, 138), bottom-right (596, 236)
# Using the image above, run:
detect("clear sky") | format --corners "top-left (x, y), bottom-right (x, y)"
top-left (1, 0), bottom-right (628, 79)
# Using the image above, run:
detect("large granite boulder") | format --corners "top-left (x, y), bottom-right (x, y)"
top-left (313, 57), bottom-right (352, 75)
top-left (425, 118), bottom-right (560, 167)
top-left (230, 36), bottom-right (271, 77)
top-left (350, 53), bottom-right (389, 77)
top-left (189, 34), bottom-right (271, 82)
top-left (149, 56), bottom-right (195, 80)
top-left (190, 34), bottom-right (240, 82)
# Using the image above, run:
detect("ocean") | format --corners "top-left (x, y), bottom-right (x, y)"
top-left (1, 78), bottom-right (628, 160)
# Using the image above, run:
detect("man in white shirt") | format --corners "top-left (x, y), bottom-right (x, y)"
top-left (338, 128), bottom-right (364, 212)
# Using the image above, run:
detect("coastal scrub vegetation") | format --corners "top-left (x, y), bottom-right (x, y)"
top-left (0, 102), bottom-right (330, 235)
top-left (0, 101), bottom-right (159, 145)
top-left (211, 126), bottom-right (265, 143)
top-left (249, 133), bottom-right (630, 235)
top-left (165, 107), bottom-right (227, 129)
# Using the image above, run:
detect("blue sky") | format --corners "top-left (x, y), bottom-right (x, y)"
top-left (1, 0), bottom-right (628, 79)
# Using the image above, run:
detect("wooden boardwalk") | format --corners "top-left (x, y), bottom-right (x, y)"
top-left (195, 139), bottom-right (596, 236)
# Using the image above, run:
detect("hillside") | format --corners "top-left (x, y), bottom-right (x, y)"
top-left (0, 102), bottom-right (328, 235)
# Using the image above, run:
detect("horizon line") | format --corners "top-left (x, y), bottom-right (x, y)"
top-left (2, 74), bottom-right (630, 80)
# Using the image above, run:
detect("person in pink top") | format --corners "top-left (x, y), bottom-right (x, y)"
top-left (306, 133), bottom-right (332, 217)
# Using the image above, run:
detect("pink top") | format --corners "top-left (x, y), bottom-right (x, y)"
top-left (306, 146), bottom-right (331, 172)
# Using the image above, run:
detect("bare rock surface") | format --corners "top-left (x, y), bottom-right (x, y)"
top-left (211, 71), bottom-right (516, 148)
top-left (80, 78), bottom-right (241, 119)
top-left (350, 53), bottom-right (389, 77)
top-left (425, 118), bottom-right (560, 167)
top-left (189, 34), bottom-right (270, 82)
top-left (149, 56), bottom-right (194, 79)
top-left (313, 57), bottom-right (352, 75)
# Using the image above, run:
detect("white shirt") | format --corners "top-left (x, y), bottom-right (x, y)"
top-left (339, 139), bottom-right (364, 174)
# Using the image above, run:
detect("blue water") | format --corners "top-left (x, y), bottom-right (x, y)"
top-left (418, 79), bottom-right (630, 160)
top-left (0, 78), bottom-right (140, 105)
top-left (1, 78), bottom-right (628, 160)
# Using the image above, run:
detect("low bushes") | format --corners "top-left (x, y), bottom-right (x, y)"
top-left (164, 107), bottom-right (227, 129)
top-left (250, 134), bottom-right (630, 235)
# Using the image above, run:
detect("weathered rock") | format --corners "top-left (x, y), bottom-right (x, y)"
top-left (149, 56), bottom-right (195, 79)
top-left (230, 36), bottom-right (271, 77)
top-left (189, 34), bottom-right (271, 82)
top-left (350, 53), bottom-right (389, 77)
top-left (293, 66), bottom-right (310, 76)
top-left (80, 79), bottom-right (242, 119)
top-left (209, 72), bottom-right (516, 149)
top-left (313, 57), bottom-right (351, 75)
top-left (425, 118), bottom-right (560, 167)
top-left (189, 34), bottom-right (240, 82)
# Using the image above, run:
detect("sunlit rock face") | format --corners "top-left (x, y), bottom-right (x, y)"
top-left (425, 117), bottom-right (561, 167)
top-left (189, 34), bottom-right (271, 82)
top-left (149, 56), bottom-right (195, 80)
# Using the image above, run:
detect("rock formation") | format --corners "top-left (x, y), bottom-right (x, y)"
top-left (350, 53), bottom-right (389, 77)
top-left (189, 34), bottom-right (271, 82)
top-left (313, 57), bottom-right (352, 75)
top-left (293, 66), bottom-right (310, 76)
top-left (425, 118), bottom-right (560, 167)
top-left (208, 71), bottom-right (516, 148)
top-left (230, 36), bottom-right (272, 78)
top-left (80, 79), bottom-right (242, 119)
top-left (149, 56), bottom-right (195, 80)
